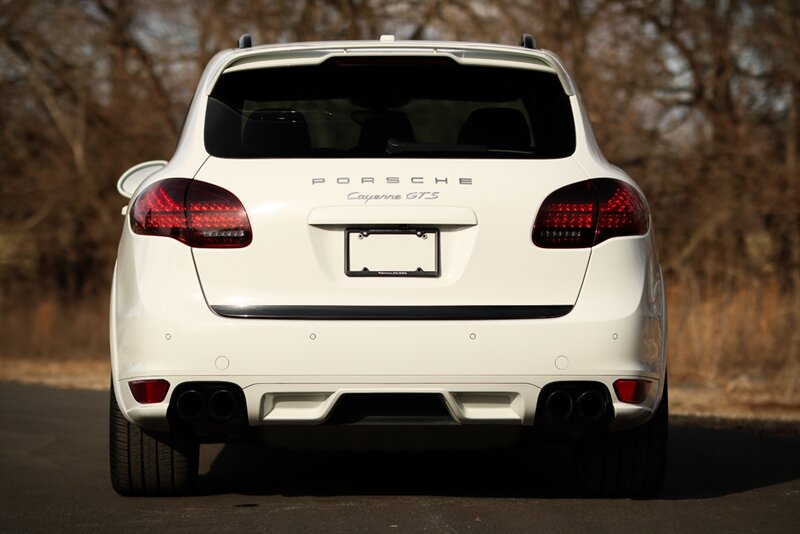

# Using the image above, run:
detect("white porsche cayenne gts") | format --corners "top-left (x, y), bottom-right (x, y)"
top-left (110, 34), bottom-right (667, 497)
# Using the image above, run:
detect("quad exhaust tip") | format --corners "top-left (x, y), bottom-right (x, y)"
top-left (576, 390), bottom-right (607, 420)
top-left (545, 390), bottom-right (574, 420)
top-left (175, 387), bottom-right (240, 421)
top-left (176, 390), bottom-right (204, 420)
top-left (208, 389), bottom-right (238, 420)
top-left (543, 387), bottom-right (609, 422)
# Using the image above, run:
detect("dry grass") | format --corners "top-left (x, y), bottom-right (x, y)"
top-left (0, 294), bottom-right (109, 362)
top-left (666, 277), bottom-right (800, 407)
top-left (0, 358), bottom-right (109, 390)
top-left (1, 278), bottom-right (799, 421)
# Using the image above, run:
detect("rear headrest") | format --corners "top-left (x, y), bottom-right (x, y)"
top-left (458, 108), bottom-right (531, 151)
top-left (242, 109), bottom-right (310, 156)
top-left (358, 111), bottom-right (415, 154)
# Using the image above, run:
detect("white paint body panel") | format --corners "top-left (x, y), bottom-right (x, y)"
top-left (110, 39), bottom-right (666, 434)
top-left (191, 157), bottom-right (592, 307)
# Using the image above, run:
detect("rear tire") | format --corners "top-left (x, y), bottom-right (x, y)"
top-left (578, 379), bottom-right (668, 498)
top-left (109, 385), bottom-right (199, 496)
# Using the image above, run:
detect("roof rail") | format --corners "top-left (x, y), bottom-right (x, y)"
top-left (520, 33), bottom-right (537, 49)
top-left (238, 33), bottom-right (253, 49)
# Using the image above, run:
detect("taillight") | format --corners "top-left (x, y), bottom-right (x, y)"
top-left (532, 178), bottom-right (649, 248)
top-left (185, 180), bottom-right (252, 247)
top-left (532, 180), bottom-right (596, 248)
top-left (131, 179), bottom-right (252, 248)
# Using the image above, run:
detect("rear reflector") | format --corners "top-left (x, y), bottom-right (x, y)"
top-left (533, 179), bottom-right (649, 248)
top-left (613, 379), bottom-right (650, 404)
top-left (131, 178), bottom-right (252, 248)
top-left (129, 379), bottom-right (170, 404)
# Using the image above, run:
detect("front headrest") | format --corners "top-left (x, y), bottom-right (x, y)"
top-left (242, 109), bottom-right (311, 156)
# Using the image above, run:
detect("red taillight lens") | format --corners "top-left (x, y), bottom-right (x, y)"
top-left (613, 379), bottom-right (650, 404)
top-left (532, 180), bottom-right (597, 248)
top-left (532, 179), bottom-right (649, 248)
top-left (130, 179), bottom-right (252, 248)
top-left (185, 180), bottom-right (253, 248)
top-left (594, 179), bottom-right (649, 244)
top-left (129, 379), bottom-right (170, 404)
top-left (130, 178), bottom-right (191, 243)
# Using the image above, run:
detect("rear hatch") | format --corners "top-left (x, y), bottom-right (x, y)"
top-left (193, 158), bottom-right (589, 309)
top-left (191, 55), bottom-right (589, 311)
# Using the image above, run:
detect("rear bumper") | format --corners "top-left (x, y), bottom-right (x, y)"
top-left (112, 312), bottom-right (665, 433)
top-left (118, 375), bottom-right (662, 434)
top-left (111, 233), bottom-right (666, 434)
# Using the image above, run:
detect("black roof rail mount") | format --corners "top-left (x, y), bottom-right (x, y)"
top-left (239, 33), bottom-right (252, 49)
top-left (520, 33), bottom-right (537, 49)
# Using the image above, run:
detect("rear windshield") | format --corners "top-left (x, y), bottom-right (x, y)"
top-left (205, 58), bottom-right (575, 159)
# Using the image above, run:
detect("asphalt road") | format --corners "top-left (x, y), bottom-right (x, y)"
top-left (1, 383), bottom-right (798, 533)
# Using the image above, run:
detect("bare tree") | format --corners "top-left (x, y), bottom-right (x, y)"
top-left (0, 0), bottom-right (797, 393)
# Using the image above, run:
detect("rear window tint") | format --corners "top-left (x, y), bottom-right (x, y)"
top-left (206, 58), bottom-right (575, 159)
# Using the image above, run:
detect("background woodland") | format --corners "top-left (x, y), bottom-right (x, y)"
top-left (1, 0), bottom-right (798, 402)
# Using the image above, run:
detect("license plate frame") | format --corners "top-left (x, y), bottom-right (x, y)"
top-left (345, 227), bottom-right (440, 278)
